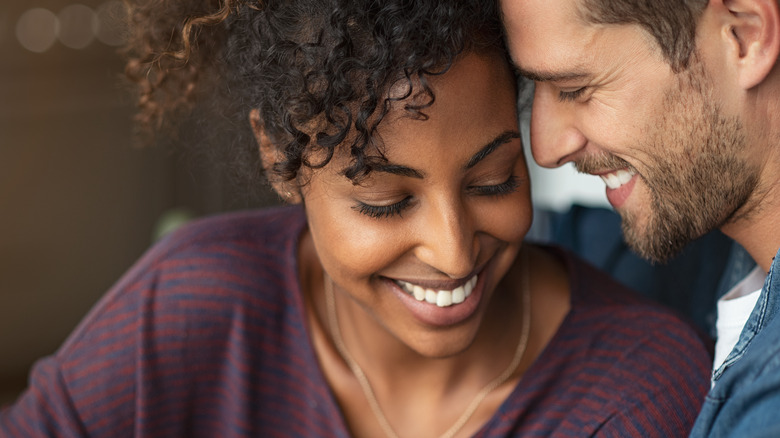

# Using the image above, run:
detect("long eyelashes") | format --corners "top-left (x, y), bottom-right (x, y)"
top-left (353, 196), bottom-right (412, 219)
top-left (353, 174), bottom-right (520, 219)
top-left (469, 175), bottom-right (519, 196)
top-left (558, 87), bottom-right (586, 102)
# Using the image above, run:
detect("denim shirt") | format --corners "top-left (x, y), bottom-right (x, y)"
top-left (691, 246), bottom-right (780, 437)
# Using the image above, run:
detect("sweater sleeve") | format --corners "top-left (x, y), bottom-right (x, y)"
top-left (1, 208), bottom-right (313, 438)
top-left (0, 281), bottom-right (146, 438)
top-left (0, 236), bottom-right (161, 438)
top-left (1, 357), bottom-right (91, 438)
top-left (591, 326), bottom-right (712, 438)
top-left (0, 290), bottom-right (142, 438)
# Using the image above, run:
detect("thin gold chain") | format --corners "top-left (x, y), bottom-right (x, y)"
top-left (325, 251), bottom-right (531, 438)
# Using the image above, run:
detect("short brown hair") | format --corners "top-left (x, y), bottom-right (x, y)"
top-left (578, 0), bottom-right (707, 71)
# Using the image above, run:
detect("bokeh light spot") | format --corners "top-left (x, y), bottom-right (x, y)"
top-left (16, 8), bottom-right (59, 53)
top-left (94, 0), bottom-right (127, 47)
top-left (59, 4), bottom-right (96, 50)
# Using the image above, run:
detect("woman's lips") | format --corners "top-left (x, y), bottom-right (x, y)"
top-left (386, 267), bottom-right (488, 327)
top-left (395, 275), bottom-right (478, 307)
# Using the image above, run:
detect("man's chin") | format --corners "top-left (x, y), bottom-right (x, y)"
top-left (620, 213), bottom-right (690, 264)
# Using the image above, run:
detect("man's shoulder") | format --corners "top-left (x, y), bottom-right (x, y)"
top-left (693, 309), bottom-right (780, 437)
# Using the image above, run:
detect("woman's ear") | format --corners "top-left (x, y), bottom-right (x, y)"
top-left (249, 109), bottom-right (302, 204)
top-left (722, 0), bottom-right (780, 89)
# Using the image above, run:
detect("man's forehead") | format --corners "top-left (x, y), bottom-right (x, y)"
top-left (501, 0), bottom-right (588, 33)
top-left (501, 0), bottom-right (598, 78)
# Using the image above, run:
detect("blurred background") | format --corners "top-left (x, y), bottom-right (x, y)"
top-left (0, 0), bottom-right (607, 406)
top-left (0, 0), bottom-right (281, 405)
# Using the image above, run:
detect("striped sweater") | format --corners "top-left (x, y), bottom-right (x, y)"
top-left (0, 206), bottom-right (711, 437)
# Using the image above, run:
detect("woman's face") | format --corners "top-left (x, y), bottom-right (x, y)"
top-left (301, 51), bottom-right (531, 357)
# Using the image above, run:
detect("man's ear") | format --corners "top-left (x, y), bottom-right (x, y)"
top-left (249, 109), bottom-right (302, 204)
top-left (722, 0), bottom-right (780, 89)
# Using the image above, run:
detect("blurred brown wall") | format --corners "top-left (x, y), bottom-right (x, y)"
top-left (0, 1), bottom-right (275, 404)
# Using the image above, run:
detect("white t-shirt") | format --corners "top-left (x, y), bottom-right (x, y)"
top-left (713, 266), bottom-right (764, 372)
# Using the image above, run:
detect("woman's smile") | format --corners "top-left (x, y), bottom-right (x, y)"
top-left (384, 266), bottom-right (488, 327)
top-left (395, 274), bottom-right (478, 307)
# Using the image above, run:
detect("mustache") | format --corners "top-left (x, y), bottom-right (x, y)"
top-left (574, 154), bottom-right (635, 174)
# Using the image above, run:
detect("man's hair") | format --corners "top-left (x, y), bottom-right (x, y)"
top-left (579, 0), bottom-right (708, 71)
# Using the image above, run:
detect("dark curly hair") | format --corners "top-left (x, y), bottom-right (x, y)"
top-left (123, 0), bottom-right (508, 187)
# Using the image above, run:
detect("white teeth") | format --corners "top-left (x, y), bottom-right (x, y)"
top-left (452, 286), bottom-right (465, 304)
top-left (617, 169), bottom-right (634, 184)
top-left (413, 285), bottom-right (425, 301)
top-left (397, 274), bottom-right (478, 307)
top-left (436, 290), bottom-right (452, 307)
top-left (605, 173), bottom-right (620, 189)
top-left (600, 168), bottom-right (636, 189)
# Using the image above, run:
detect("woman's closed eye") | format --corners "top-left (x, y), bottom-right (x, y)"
top-left (352, 196), bottom-right (413, 219)
top-left (352, 174), bottom-right (520, 219)
top-left (469, 174), bottom-right (519, 196)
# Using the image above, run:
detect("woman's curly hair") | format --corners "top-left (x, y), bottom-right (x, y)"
top-left (124, 0), bottom-right (507, 185)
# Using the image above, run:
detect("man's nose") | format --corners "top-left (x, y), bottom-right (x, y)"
top-left (529, 82), bottom-right (588, 168)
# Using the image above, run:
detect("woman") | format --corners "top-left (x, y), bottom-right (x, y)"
top-left (0, 0), bottom-right (710, 436)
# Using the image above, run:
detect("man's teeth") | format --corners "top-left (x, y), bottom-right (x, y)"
top-left (397, 276), bottom-right (478, 308)
top-left (601, 168), bottom-right (636, 189)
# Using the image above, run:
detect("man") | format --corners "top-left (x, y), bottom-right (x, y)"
top-left (501, 0), bottom-right (780, 436)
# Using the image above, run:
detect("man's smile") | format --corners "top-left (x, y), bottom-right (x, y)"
top-left (600, 168), bottom-right (636, 190)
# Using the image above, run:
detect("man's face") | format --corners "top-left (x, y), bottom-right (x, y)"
top-left (501, 0), bottom-right (758, 262)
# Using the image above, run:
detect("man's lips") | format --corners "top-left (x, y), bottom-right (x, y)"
top-left (597, 168), bottom-right (638, 208)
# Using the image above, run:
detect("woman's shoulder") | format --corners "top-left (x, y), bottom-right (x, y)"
top-left (59, 206), bottom-right (308, 355)
top-left (493, 245), bottom-right (713, 437)
top-left (547, 244), bottom-right (700, 321)
top-left (536, 244), bottom-right (713, 371)
top-left (104, 205), bottom-right (306, 297)
top-left (156, 205), bottom-right (306, 256)
top-left (23, 206), bottom-right (320, 437)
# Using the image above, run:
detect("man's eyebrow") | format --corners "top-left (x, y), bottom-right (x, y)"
top-left (466, 131), bottom-right (521, 169)
top-left (512, 64), bottom-right (589, 83)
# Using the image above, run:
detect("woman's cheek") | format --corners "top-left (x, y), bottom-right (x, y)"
top-left (477, 191), bottom-right (531, 245)
top-left (324, 214), bottom-right (409, 277)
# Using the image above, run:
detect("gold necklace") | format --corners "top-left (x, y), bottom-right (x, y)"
top-left (324, 251), bottom-right (531, 438)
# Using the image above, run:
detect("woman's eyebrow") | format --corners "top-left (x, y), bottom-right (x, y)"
top-left (465, 130), bottom-right (521, 169)
top-left (368, 130), bottom-right (521, 178)
top-left (371, 163), bottom-right (425, 179)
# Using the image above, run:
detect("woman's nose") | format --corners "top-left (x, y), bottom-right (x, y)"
top-left (413, 200), bottom-right (478, 280)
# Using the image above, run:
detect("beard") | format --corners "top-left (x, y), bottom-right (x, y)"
top-left (575, 61), bottom-right (757, 263)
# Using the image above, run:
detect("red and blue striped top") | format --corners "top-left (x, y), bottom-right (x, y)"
top-left (0, 206), bottom-right (711, 437)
